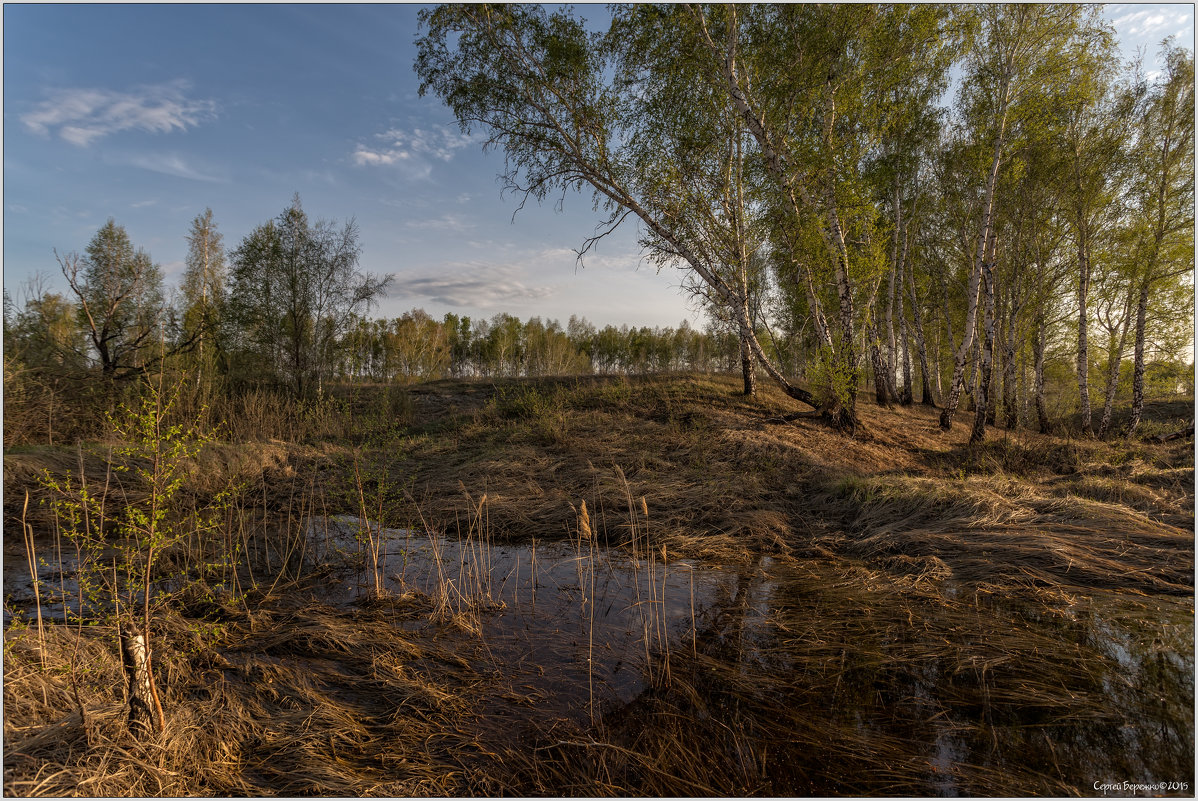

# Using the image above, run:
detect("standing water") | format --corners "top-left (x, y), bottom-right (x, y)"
top-left (302, 516), bottom-right (1194, 796)
top-left (4, 515), bottom-right (1192, 796)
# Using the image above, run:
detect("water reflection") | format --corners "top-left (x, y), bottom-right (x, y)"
top-left (5, 517), bottom-right (1192, 796)
top-left (308, 518), bottom-right (1191, 795)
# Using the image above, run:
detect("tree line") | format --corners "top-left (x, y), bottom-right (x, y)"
top-left (415, 3), bottom-right (1193, 437)
top-left (337, 310), bottom-right (755, 382)
top-left (4, 192), bottom-right (763, 441)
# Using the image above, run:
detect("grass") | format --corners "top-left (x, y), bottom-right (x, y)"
top-left (4, 373), bottom-right (1193, 796)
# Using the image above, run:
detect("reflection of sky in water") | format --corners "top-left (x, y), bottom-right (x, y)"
top-left (6, 517), bottom-right (1193, 796)
top-left (313, 518), bottom-right (1193, 795)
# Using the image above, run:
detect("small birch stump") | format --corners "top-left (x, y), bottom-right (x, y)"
top-left (119, 622), bottom-right (166, 735)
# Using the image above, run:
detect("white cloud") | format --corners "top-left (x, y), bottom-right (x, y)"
top-left (388, 261), bottom-right (555, 308)
top-left (21, 81), bottom-right (215, 146)
top-left (403, 213), bottom-right (474, 233)
top-left (352, 124), bottom-right (479, 171)
top-left (386, 245), bottom-right (651, 310)
top-left (1134, 13), bottom-right (1168, 35)
top-left (160, 260), bottom-right (186, 281)
top-left (119, 152), bottom-right (226, 183)
top-left (352, 146), bottom-right (411, 167)
top-left (1111, 5), bottom-right (1193, 38)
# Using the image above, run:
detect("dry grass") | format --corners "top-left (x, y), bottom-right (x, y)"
top-left (4, 373), bottom-right (1193, 796)
top-left (373, 375), bottom-right (1193, 573)
top-left (3, 594), bottom-right (502, 797)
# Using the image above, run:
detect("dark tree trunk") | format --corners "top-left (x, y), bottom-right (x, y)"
top-left (906, 267), bottom-right (936, 406)
top-left (1127, 280), bottom-right (1151, 435)
top-left (1096, 288), bottom-right (1133, 438)
top-left (869, 320), bottom-right (896, 406)
top-left (965, 339), bottom-right (978, 412)
top-left (898, 294), bottom-right (913, 406)
top-left (1002, 285), bottom-right (1019, 429)
top-left (1076, 242), bottom-right (1093, 435)
top-left (1002, 333), bottom-right (1017, 428)
top-left (739, 330), bottom-right (756, 397)
top-left (986, 356), bottom-right (998, 426)
top-left (971, 260), bottom-right (997, 444)
top-left (1033, 312), bottom-right (1051, 435)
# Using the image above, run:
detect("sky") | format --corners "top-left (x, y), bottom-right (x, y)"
top-left (3, 4), bottom-right (1194, 331)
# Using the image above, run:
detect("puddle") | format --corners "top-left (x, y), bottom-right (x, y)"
top-left (301, 517), bottom-right (1193, 794)
top-left (3, 536), bottom-right (114, 624)
top-left (4, 517), bottom-right (1193, 795)
top-left (313, 516), bottom-right (770, 714)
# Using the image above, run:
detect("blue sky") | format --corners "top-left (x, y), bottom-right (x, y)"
top-left (4, 4), bottom-right (1194, 330)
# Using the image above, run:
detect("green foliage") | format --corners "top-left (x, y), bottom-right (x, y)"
top-left (58, 219), bottom-right (167, 378)
top-left (2, 7), bottom-right (1189, 451)
top-left (39, 377), bottom-right (235, 625)
top-left (179, 208), bottom-right (227, 389)
top-left (226, 194), bottom-right (391, 398)
top-left (807, 345), bottom-right (858, 413)
top-left (493, 384), bottom-right (564, 421)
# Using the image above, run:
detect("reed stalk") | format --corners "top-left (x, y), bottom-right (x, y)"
top-left (22, 491), bottom-right (46, 670)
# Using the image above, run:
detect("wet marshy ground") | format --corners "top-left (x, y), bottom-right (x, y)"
top-left (7, 515), bottom-right (1189, 796)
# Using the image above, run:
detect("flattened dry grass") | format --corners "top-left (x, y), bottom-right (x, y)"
top-left (5, 374), bottom-right (1192, 797)
top-left (381, 376), bottom-right (1193, 585)
top-left (3, 598), bottom-right (497, 797)
top-left (815, 470), bottom-right (1192, 595)
top-left (488, 557), bottom-right (1192, 797)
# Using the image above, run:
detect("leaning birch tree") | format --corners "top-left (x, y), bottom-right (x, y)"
top-left (415, 4), bottom-right (821, 411)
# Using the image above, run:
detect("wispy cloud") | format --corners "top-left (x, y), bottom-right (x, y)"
top-left (352, 124), bottom-right (479, 171)
top-left (388, 262), bottom-right (554, 308)
top-left (160, 260), bottom-right (186, 281)
top-left (21, 81), bottom-right (215, 146)
top-left (403, 213), bottom-right (474, 233)
top-left (116, 152), bottom-right (227, 183)
top-left (1112, 6), bottom-right (1193, 37)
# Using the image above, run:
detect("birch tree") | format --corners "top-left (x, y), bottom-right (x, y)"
top-left (1125, 43), bottom-right (1194, 435)
top-left (609, 3), bottom-right (771, 396)
top-left (58, 219), bottom-right (167, 380)
top-left (1057, 24), bottom-right (1126, 435)
top-left (228, 195), bottom-right (390, 398)
top-left (416, 4), bottom-right (822, 411)
top-left (684, 3), bottom-right (952, 427)
top-left (938, 5), bottom-right (1106, 438)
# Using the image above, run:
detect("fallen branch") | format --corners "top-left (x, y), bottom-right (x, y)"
top-left (1153, 423), bottom-right (1194, 443)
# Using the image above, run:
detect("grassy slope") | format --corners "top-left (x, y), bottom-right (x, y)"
top-left (382, 373), bottom-right (1193, 591)
top-left (5, 372), bottom-right (1192, 598)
